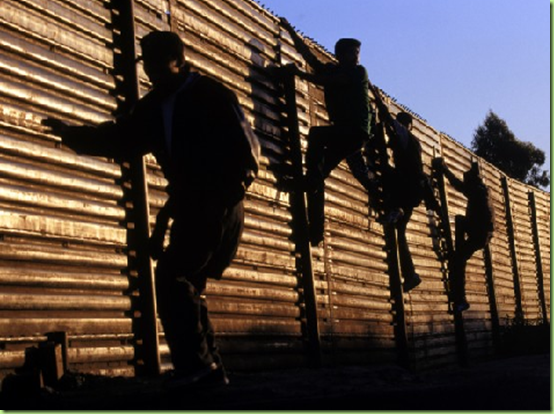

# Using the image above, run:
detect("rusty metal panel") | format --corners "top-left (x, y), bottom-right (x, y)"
top-left (400, 125), bottom-right (456, 368)
top-left (288, 43), bottom-right (398, 364)
top-left (323, 164), bottom-right (396, 364)
top-left (134, 0), bottom-right (306, 371)
top-left (0, 0), bottom-right (549, 379)
top-left (480, 162), bottom-right (517, 325)
top-left (508, 179), bottom-right (542, 323)
top-left (533, 190), bottom-right (550, 321)
top-left (439, 138), bottom-right (496, 360)
top-left (323, 167), bottom-right (397, 364)
top-left (0, 0), bottom-right (135, 378)
top-left (191, 0), bottom-right (304, 369)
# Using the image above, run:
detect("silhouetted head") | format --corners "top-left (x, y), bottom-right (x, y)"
top-left (396, 112), bottom-right (413, 129)
top-left (335, 38), bottom-right (361, 67)
top-left (464, 162), bottom-right (481, 183)
top-left (139, 31), bottom-right (186, 87)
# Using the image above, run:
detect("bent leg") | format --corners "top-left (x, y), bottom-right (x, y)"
top-left (154, 205), bottom-right (233, 374)
top-left (305, 126), bottom-right (367, 245)
top-left (305, 127), bottom-right (331, 191)
top-left (320, 126), bottom-right (368, 178)
top-left (305, 127), bottom-right (331, 246)
top-left (346, 150), bottom-right (377, 192)
top-left (450, 216), bottom-right (482, 308)
top-left (396, 209), bottom-right (421, 292)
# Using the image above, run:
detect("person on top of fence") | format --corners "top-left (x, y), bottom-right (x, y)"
top-left (434, 158), bottom-right (494, 313)
top-left (369, 85), bottom-right (439, 293)
top-left (43, 30), bottom-right (260, 390)
top-left (280, 18), bottom-right (372, 246)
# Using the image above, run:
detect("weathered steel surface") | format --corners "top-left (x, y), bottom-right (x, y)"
top-left (532, 190), bottom-right (551, 321)
top-left (509, 179), bottom-right (543, 323)
top-left (0, 0), bottom-right (549, 380)
top-left (481, 164), bottom-right (518, 325)
top-left (0, 0), bottom-right (133, 379)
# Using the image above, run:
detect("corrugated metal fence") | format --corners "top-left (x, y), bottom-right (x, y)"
top-left (0, 0), bottom-right (549, 379)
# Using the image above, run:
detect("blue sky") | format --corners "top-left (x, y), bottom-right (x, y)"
top-left (258, 0), bottom-right (550, 183)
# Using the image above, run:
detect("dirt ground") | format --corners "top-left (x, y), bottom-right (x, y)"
top-left (1, 352), bottom-right (550, 410)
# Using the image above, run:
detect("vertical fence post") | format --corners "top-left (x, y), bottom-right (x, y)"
top-left (480, 170), bottom-right (500, 352)
top-left (371, 124), bottom-right (410, 368)
top-left (434, 158), bottom-right (469, 367)
top-left (112, 0), bottom-right (161, 376)
top-left (501, 177), bottom-right (524, 324)
top-left (281, 72), bottom-right (322, 367)
top-left (382, 226), bottom-right (411, 368)
top-left (483, 245), bottom-right (501, 350)
top-left (528, 191), bottom-right (548, 324)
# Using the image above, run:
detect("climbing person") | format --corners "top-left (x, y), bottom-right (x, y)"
top-left (280, 17), bottom-right (372, 246)
top-left (369, 84), bottom-right (439, 292)
top-left (434, 158), bottom-right (494, 312)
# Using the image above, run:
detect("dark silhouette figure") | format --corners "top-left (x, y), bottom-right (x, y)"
top-left (344, 114), bottom-right (381, 212)
top-left (435, 159), bottom-right (494, 312)
top-left (369, 86), bottom-right (439, 293)
top-left (280, 18), bottom-right (372, 246)
top-left (43, 31), bottom-right (260, 389)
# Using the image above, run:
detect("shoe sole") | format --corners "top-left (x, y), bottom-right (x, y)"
top-left (163, 364), bottom-right (218, 391)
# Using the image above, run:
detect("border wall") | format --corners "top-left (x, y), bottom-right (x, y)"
top-left (0, 0), bottom-right (549, 379)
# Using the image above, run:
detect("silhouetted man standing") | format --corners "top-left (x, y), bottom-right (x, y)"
top-left (43, 31), bottom-right (260, 389)
top-left (281, 18), bottom-right (372, 246)
top-left (435, 159), bottom-right (494, 312)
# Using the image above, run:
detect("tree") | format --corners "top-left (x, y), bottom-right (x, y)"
top-left (471, 111), bottom-right (550, 189)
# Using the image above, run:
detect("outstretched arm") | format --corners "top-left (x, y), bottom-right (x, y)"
top-left (280, 18), bottom-right (368, 88)
top-left (280, 18), bottom-right (326, 74)
top-left (368, 82), bottom-right (394, 127)
top-left (42, 112), bottom-right (149, 161)
top-left (436, 158), bottom-right (465, 193)
top-left (43, 118), bottom-right (124, 158)
top-left (367, 81), bottom-right (401, 148)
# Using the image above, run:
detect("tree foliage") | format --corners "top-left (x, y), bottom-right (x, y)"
top-left (471, 111), bottom-right (550, 189)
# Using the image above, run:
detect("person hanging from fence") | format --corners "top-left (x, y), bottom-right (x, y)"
top-left (42, 30), bottom-right (260, 390)
top-left (433, 158), bottom-right (494, 313)
top-left (280, 18), bottom-right (373, 246)
top-left (369, 84), bottom-right (440, 293)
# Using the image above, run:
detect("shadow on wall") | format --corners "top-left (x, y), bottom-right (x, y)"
top-left (499, 318), bottom-right (550, 356)
top-left (246, 38), bottom-right (294, 192)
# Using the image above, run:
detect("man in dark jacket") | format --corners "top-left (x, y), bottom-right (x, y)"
top-left (281, 18), bottom-right (372, 246)
top-left (369, 85), bottom-right (439, 293)
top-left (43, 31), bottom-right (260, 388)
top-left (435, 159), bottom-right (494, 312)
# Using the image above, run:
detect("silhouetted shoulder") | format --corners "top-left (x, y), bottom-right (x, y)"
top-left (192, 75), bottom-right (238, 104)
top-left (322, 62), bottom-right (337, 72)
top-left (357, 65), bottom-right (369, 77)
top-left (355, 65), bottom-right (369, 84)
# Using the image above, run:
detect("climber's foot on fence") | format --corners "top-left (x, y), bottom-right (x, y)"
top-left (403, 274), bottom-right (421, 293)
top-left (378, 208), bottom-right (404, 225)
top-left (453, 300), bottom-right (470, 313)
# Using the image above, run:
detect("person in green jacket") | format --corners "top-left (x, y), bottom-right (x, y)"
top-left (281, 18), bottom-right (372, 246)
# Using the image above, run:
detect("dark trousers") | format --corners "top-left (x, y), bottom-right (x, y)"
top-left (450, 215), bottom-right (491, 302)
top-left (305, 125), bottom-right (368, 244)
top-left (380, 168), bottom-right (422, 282)
top-left (395, 207), bottom-right (417, 281)
top-left (155, 201), bottom-right (244, 373)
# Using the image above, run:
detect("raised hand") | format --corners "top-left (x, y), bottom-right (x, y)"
top-left (42, 118), bottom-right (68, 136)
